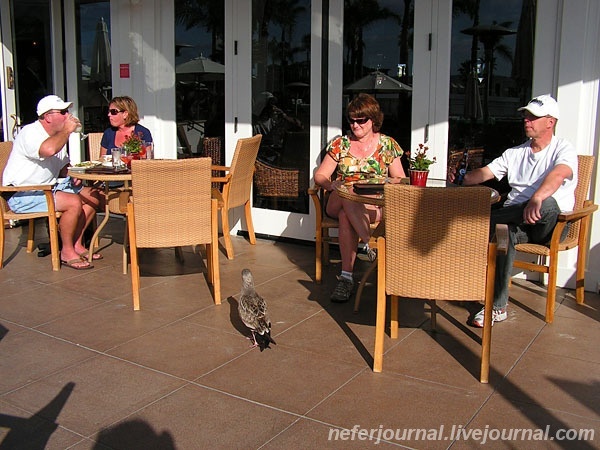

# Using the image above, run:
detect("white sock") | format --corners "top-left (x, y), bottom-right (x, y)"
top-left (340, 271), bottom-right (353, 281)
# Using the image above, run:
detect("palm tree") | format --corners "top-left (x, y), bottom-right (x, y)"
top-left (344, 0), bottom-right (398, 82)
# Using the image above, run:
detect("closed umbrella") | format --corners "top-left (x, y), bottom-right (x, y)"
top-left (464, 70), bottom-right (482, 120)
top-left (90, 18), bottom-right (111, 86)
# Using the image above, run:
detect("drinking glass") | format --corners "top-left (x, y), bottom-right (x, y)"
top-left (142, 141), bottom-right (154, 159)
top-left (120, 149), bottom-right (134, 168)
top-left (73, 118), bottom-right (88, 140)
top-left (111, 148), bottom-right (123, 168)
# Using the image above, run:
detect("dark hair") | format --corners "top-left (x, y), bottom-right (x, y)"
top-left (347, 93), bottom-right (384, 132)
top-left (109, 96), bottom-right (140, 126)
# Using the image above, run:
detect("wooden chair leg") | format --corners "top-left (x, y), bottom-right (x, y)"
top-left (48, 217), bottom-right (61, 271)
top-left (221, 206), bottom-right (234, 260)
top-left (315, 228), bottom-right (323, 283)
top-left (390, 295), bottom-right (399, 339)
top-left (26, 218), bottom-right (36, 253)
top-left (244, 201), bottom-right (256, 245)
top-left (127, 203), bottom-right (141, 311)
top-left (122, 217), bottom-right (128, 275)
top-left (211, 198), bottom-right (221, 305)
top-left (373, 237), bottom-right (386, 372)
top-left (0, 218), bottom-right (5, 269)
top-left (545, 255), bottom-right (558, 323)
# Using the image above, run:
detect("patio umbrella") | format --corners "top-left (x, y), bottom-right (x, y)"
top-left (176, 56), bottom-right (225, 81)
top-left (344, 71), bottom-right (412, 93)
top-left (90, 18), bottom-right (111, 86)
top-left (464, 70), bottom-right (482, 120)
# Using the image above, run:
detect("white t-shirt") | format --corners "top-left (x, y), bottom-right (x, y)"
top-left (2, 120), bottom-right (69, 186)
top-left (487, 135), bottom-right (578, 212)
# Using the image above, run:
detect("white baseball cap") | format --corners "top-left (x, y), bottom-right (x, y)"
top-left (36, 95), bottom-right (73, 117)
top-left (517, 94), bottom-right (560, 120)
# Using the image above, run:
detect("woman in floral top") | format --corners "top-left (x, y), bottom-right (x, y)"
top-left (314, 93), bottom-right (405, 303)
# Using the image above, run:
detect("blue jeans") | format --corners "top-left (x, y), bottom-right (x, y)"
top-left (490, 197), bottom-right (567, 309)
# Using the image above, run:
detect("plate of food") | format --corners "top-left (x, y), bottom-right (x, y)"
top-left (71, 161), bottom-right (101, 172)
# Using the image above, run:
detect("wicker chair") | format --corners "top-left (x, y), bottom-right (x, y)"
top-left (127, 158), bottom-right (220, 310)
top-left (211, 135), bottom-right (262, 260)
top-left (447, 147), bottom-right (484, 172)
top-left (0, 141), bottom-right (61, 271)
top-left (87, 132), bottom-right (103, 161)
top-left (374, 184), bottom-right (507, 382)
top-left (512, 155), bottom-right (598, 323)
top-left (254, 159), bottom-right (308, 199)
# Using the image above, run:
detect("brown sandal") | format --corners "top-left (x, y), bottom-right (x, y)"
top-left (61, 258), bottom-right (94, 270)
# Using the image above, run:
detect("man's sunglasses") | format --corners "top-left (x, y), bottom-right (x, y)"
top-left (48, 109), bottom-right (69, 115)
top-left (347, 117), bottom-right (369, 125)
top-left (108, 109), bottom-right (123, 116)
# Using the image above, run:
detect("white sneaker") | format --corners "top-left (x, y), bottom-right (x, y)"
top-left (470, 306), bottom-right (507, 328)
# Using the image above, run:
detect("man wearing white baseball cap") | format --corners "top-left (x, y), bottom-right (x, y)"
top-left (3, 95), bottom-right (103, 270)
top-left (448, 94), bottom-right (578, 327)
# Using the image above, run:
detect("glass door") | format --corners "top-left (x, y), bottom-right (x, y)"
top-left (174, 1), bottom-right (225, 160)
top-left (342, 0), bottom-right (414, 174)
top-left (0, 0), bottom-right (54, 140)
top-left (251, 0), bottom-right (311, 215)
top-left (448, 0), bottom-right (534, 192)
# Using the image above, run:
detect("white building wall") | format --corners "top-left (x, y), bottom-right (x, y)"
top-left (110, 0), bottom-right (177, 159)
top-left (533, 0), bottom-right (600, 291)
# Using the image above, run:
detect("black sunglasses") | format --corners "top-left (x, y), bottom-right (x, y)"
top-left (347, 117), bottom-right (369, 125)
top-left (48, 109), bottom-right (69, 115)
top-left (108, 109), bottom-right (123, 116)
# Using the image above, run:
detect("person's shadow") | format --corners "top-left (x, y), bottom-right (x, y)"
top-left (0, 382), bottom-right (75, 449)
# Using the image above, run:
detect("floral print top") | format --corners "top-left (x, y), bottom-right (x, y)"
top-left (327, 134), bottom-right (402, 182)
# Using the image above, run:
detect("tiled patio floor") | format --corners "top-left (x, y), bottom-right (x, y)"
top-left (0, 217), bottom-right (598, 449)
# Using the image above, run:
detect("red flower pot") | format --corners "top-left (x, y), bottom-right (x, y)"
top-left (409, 170), bottom-right (429, 187)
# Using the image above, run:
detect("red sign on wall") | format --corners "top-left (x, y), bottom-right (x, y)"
top-left (120, 64), bottom-right (130, 78)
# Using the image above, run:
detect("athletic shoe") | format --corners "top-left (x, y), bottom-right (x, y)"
top-left (331, 276), bottom-right (354, 303)
top-left (470, 306), bottom-right (507, 328)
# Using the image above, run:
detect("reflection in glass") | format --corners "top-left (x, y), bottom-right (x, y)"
top-left (252, 0), bottom-right (311, 214)
top-left (448, 0), bottom-right (534, 161)
top-left (175, 1), bottom-right (225, 161)
top-left (342, 0), bottom-right (413, 176)
top-left (76, 1), bottom-right (112, 138)
top-left (13, 1), bottom-right (53, 126)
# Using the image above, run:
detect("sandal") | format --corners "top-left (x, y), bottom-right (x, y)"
top-left (61, 258), bottom-right (94, 270)
top-left (78, 251), bottom-right (103, 261)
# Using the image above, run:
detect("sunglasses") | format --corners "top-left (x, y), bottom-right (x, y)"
top-left (108, 109), bottom-right (123, 116)
top-left (347, 117), bottom-right (369, 125)
top-left (48, 109), bottom-right (69, 116)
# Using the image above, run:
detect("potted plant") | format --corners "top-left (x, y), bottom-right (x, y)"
top-left (123, 133), bottom-right (146, 159)
top-left (409, 143), bottom-right (436, 186)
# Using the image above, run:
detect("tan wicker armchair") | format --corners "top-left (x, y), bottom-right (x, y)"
top-left (87, 132), bottom-right (103, 161)
top-left (374, 184), bottom-right (507, 382)
top-left (512, 155), bottom-right (598, 323)
top-left (127, 158), bottom-right (220, 310)
top-left (211, 135), bottom-right (262, 260)
top-left (254, 159), bottom-right (308, 199)
top-left (0, 141), bottom-right (61, 271)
